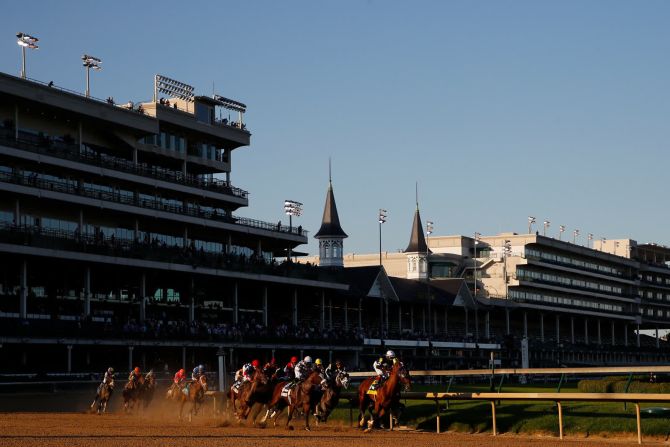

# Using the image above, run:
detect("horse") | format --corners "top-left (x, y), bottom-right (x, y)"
top-left (358, 361), bottom-right (411, 431)
top-left (261, 371), bottom-right (327, 431)
top-left (235, 368), bottom-right (269, 421)
top-left (90, 381), bottom-right (114, 415)
top-left (122, 375), bottom-right (145, 413)
top-left (177, 374), bottom-right (208, 421)
top-left (314, 369), bottom-right (350, 424)
top-left (140, 371), bottom-right (156, 409)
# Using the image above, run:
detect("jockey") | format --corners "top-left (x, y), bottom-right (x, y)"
top-left (314, 358), bottom-right (324, 374)
top-left (263, 357), bottom-right (279, 377)
top-left (233, 360), bottom-right (259, 386)
top-left (283, 356), bottom-right (298, 380)
top-left (103, 367), bottom-right (115, 388)
top-left (373, 350), bottom-right (396, 382)
top-left (325, 359), bottom-right (345, 380)
top-left (173, 368), bottom-right (187, 386)
top-left (294, 356), bottom-right (313, 382)
top-left (128, 366), bottom-right (142, 386)
top-left (192, 364), bottom-right (205, 381)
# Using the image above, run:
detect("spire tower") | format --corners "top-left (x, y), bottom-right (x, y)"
top-left (314, 161), bottom-right (348, 268)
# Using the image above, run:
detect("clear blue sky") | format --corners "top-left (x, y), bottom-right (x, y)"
top-left (2, 1), bottom-right (669, 255)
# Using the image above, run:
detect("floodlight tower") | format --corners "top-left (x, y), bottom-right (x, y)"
top-left (284, 200), bottom-right (303, 260)
top-left (82, 54), bottom-right (102, 98)
top-left (16, 32), bottom-right (39, 79)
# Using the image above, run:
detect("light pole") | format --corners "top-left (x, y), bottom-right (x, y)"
top-left (16, 32), bottom-right (39, 79)
top-left (378, 208), bottom-right (387, 339)
top-left (503, 240), bottom-right (512, 299)
top-left (473, 232), bottom-right (481, 297)
top-left (378, 209), bottom-right (387, 266)
top-left (558, 225), bottom-right (565, 241)
top-left (543, 220), bottom-right (550, 236)
top-left (573, 229), bottom-right (580, 244)
top-left (82, 54), bottom-right (102, 98)
top-left (528, 216), bottom-right (536, 234)
top-left (426, 220), bottom-right (434, 237)
top-left (283, 200), bottom-right (302, 261)
top-left (588, 233), bottom-right (594, 249)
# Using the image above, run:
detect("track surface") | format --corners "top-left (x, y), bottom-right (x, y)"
top-left (0, 412), bottom-right (655, 447)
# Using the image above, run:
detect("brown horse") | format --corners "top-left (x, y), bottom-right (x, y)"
top-left (235, 368), bottom-right (269, 421)
top-left (358, 361), bottom-right (411, 431)
top-left (176, 374), bottom-right (208, 421)
top-left (314, 369), bottom-right (349, 424)
top-left (261, 371), bottom-right (327, 431)
top-left (122, 376), bottom-right (145, 413)
top-left (90, 382), bottom-right (114, 415)
top-left (139, 371), bottom-right (156, 409)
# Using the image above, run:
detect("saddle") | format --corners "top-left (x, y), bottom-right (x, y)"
top-left (232, 380), bottom-right (243, 394)
top-left (281, 382), bottom-right (296, 404)
top-left (182, 383), bottom-right (190, 397)
top-left (367, 378), bottom-right (383, 395)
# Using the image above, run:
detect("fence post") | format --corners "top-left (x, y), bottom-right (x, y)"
top-left (623, 373), bottom-right (633, 410)
top-left (445, 377), bottom-right (454, 409)
top-left (635, 402), bottom-right (642, 445)
top-left (435, 399), bottom-right (441, 434)
top-left (490, 401), bottom-right (497, 436)
top-left (557, 401), bottom-right (563, 440)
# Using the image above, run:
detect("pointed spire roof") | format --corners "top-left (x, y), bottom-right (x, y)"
top-left (314, 179), bottom-right (348, 239)
top-left (404, 204), bottom-right (429, 253)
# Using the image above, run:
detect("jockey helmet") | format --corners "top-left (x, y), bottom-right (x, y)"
top-left (290, 356), bottom-right (298, 363)
top-left (335, 359), bottom-right (343, 368)
top-left (315, 358), bottom-right (322, 366)
top-left (198, 364), bottom-right (205, 372)
top-left (134, 366), bottom-right (140, 374)
top-left (179, 368), bottom-right (185, 375)
top-left (385, 350), bottom-right (396, 359)
top-left (107, 367), bottom-right (114, 374)
top-left (251, 359), bottom-right (260, 368)
top-left (304, 356), bottom-right (313, 364)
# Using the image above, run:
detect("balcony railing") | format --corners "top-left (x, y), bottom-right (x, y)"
top-left (0, 223), bottom-right (321, 280)
top-left (0, 128), bottom-right (249, 200)
top-left (0, 170), bottom-right (307, 238)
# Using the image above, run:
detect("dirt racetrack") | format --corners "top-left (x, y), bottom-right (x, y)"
top-left (0, 412), bottom-right (658, 447)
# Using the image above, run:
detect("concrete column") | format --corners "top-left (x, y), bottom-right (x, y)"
top-left (540, 313), bottom-right (545, 342)
top-left (128, 346), bottom-right (134, 372)
top-left (358, 298), bottom-right (362, 330)
top-left (444, 308), bottom-right (448, 335)
top-left (262, 286), bottom-right (268, 326)
top-left (611, 321), bottom-right (615, 346)
top-left (385, 300), bottom-right (389, 333)
top-left (636, 324), bottom-right (641, 348)
top-left (597, 320), bottom-right (602, 345)
top-left (328, 350), bottom-right (333, 364)
top-left (398, 304), bottom-right (402, 333)
top-left (226, 234), bottom-right (232, 254)
top-left (79, 209), bottom-right (84, 231)
top-left (422, 308), bottom-right (426, 332)
top-left (624, 324), bottom-right (628, 347)
top-left (292, 289), bottom-right (298, 326)
top-left (328, 296), bottom-right (333, 330)
top-left (584, 319), bottom-right (589, 345)
top-left (410, 305), bottom-right (415, 332)
top-left (355, 350), bottom-right (360, 370)
top-left (184, 227), bottom-right (189, 247)
top-left (505, 308), bottom-right (510, 335)
top-left (233, 282), bottom-right (239, 324)
top-left (256, 239), bottom-right (262, 257)
top-left (555, 315), bottom-right (560, 346)
top-left (14, 104), bottom-right (19, 140)
top-left (139, 273), bottom-right (146, 322)
top-left (133, 148), bottom-right (138, 164)
top-left (14, 198), bottom-right (20, 225)
top-left (182, 347), bottom-right (186, 370)
top-left (485, 311), bottom-right (490, 339)
top-left (20, 259), bottom-right (27, 319)
top-left (571, 317), bottom-right (575, 344)
top-left (523, 312), bottom-right (527, 338)
top-left (189, 279), bottom-right (195, 323)
top-left (434, 310), bottom-right (438, 337)
top-left (656, 327), bottom-right (660, 349)
top-left (134, 219), bottom-right (139, 242)
top-left (67, 345), bottom-right (73, 373)
top-left (78, 121), bottom-right (83, 151)
top-left (84, 267), bottom-right (91, 317)
top-left (320, 292), bottom-right (325, 330)
top-left (474, 309), bottom-right (479, 340)
top-left (218, 353), bottom-right (224, 392)
top-left (465, 308), bottom-right (470, 336)
top-left (344, 298), bottom-right (348, 330)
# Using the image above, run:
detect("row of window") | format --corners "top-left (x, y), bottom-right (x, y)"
top-left (142, 133), bottom-right (226, 162)
top-left (517, 268), bottom-right (624, 295)
top-left (509, 289), bottom-right (624, 313)
top-left (641, 307), bottom-right (670, 319)
top-left (525, 248), bottom-right (625, 277)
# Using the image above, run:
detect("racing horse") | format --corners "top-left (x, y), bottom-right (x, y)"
top-left (139, 371), bottom-right (156, 409)
top-left (314, 369), bottom-right (350, 424)
top-left (178, 374), bottom-right (208, 421)
top-left (90, 381), bottom-right (114, 415)
top-left (122, 375), bottom-right (145, 413)
top-left (261, 371), bottom-right (327, 431)
top-left (358, 361), bottom-right (411, 431)
top-left (235, 367), bottom-right (269, 421)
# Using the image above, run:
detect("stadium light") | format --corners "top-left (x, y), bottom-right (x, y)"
top-left (82, 54), bottom-right (102, 98)
top-left (16, 32), bottom-right (39, 79)
top-left (378, 208), bottom-right (387, 266)
top-left (543, 220), bottom-right (550, 236)
top-left (588, 233), bottom-right (594, 248)
top-left (473, 232), bottom-right (481, 297)
top-left (573, 229), bottom-right (580, 244)
top-left (426, 220), bottom-right (434, 236)
top-left (558, 225), bottom-right (566, 241)
top-left (283, 199), bottom-right (303, 261)
top-left (528, 216), bottom-right (536, 234)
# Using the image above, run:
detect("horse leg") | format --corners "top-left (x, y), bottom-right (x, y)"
top-left (303, 402), bottom-right (311, 431)
top-left (285, 404), bottom-right (295, 430)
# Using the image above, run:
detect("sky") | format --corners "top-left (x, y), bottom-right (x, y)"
top-left (1, 1), bottom-right (669, 256)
